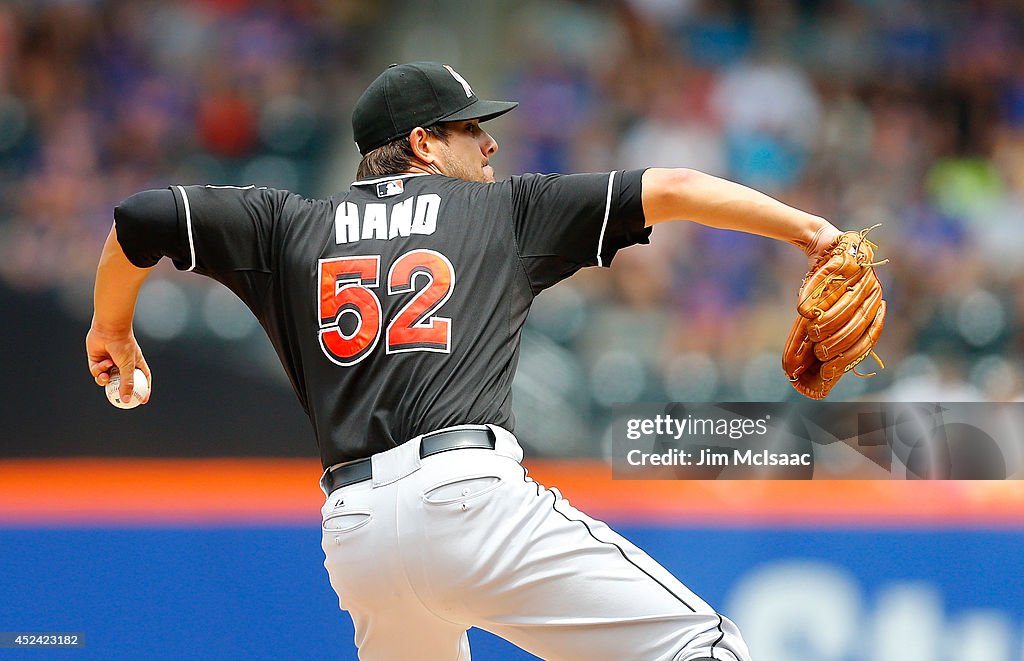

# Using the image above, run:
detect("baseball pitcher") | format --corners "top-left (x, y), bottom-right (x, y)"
top-left (88, 62), bottom-right (872, 660)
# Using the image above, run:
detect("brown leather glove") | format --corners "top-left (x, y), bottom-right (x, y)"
top-left (782, 227), bottom-right (887, 399)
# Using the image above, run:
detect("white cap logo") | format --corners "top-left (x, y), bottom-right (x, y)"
top-left (444, 65), bottom-right (474, 98)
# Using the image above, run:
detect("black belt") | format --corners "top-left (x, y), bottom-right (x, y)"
top-left (322, 427), bottom-right (497, 495)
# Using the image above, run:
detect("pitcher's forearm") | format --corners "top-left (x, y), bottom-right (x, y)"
top-left (641, 168), bottom-right (836, 252)
top-left (92, 224), bottom-right (153, 332)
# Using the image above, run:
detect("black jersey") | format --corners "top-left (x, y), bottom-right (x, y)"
top-left (117, 171), bottom-right (651, 466)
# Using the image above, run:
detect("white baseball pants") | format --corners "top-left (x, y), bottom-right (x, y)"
top-left (320, 425), bottom-right (751, 661)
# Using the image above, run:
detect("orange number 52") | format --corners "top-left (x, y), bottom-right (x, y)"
top-left (318, 250), bottom-right (454, 366)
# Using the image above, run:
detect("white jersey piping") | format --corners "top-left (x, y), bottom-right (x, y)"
top-left (596, 171), bottom-right (616, 267)
top-left (175, 185), bottom-right (197, 272)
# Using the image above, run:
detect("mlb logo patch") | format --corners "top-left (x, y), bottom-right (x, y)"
top-left (376, 179), bottom-right (404, 198)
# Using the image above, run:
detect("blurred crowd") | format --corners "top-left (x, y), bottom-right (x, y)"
top-left (0, 0), bottom-right (376, 305)
top-left (2, 0), bottom-right (1023, 453)
top-left (497, 0), bottom-right (1024, 452)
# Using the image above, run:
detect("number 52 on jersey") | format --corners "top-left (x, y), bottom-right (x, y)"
top-left (318, 249), bottom-right (455, 366)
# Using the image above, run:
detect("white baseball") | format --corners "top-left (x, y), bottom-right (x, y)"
top-left (105, 367), bottom-right (150, 410)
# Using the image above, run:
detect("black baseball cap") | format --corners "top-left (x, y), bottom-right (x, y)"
top-left (352, 62), bottom-right (518, 155)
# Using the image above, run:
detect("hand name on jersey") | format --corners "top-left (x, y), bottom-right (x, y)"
top-left (334, 194), bottom-right (440, 244)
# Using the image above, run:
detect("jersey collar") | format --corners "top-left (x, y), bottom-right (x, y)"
top-left (350, 173), bottom-right (432, 187)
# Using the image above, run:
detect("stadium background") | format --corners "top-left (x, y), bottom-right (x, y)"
top-left (0, 1), bottom-right (1021, 659)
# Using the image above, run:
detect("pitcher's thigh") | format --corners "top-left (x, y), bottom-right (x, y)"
top-left (469, 480), bottom-right (750, 661)
top-left (321, 488), bottom-right (471, 661)
top-left (347, 611), bottom-right (470, 661)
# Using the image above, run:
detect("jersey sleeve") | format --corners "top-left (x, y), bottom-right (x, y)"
top-left (115, 184), bottom-right (295, 320)
top-left (510, 170), bottom-right (652, 292)
top-left (165, 184), bottom-right (293, 275)
top-left (115, 184), bottom-right (293, 274)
